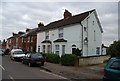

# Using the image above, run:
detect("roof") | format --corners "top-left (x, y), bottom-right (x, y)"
top-left (38, 9), bottom-right (96, 32)
top-left (21, 28), bottom-right (38, 37)
top-left (7, 34), bottom-right (23, 40)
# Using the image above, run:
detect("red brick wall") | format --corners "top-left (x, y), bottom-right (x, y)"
top-left (7, 35), bottom-right (37, 52)
top-left (24, 35), bottom-right (37, 52)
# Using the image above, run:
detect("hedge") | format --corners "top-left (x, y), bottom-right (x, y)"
top-left (61, 54), bottom-right (77, 66)
top-left (42, 53), bottom-right (60, 64)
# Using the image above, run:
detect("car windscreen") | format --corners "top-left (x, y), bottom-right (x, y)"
top-left (110, 61), bottom-right (120, 70)
top-left (31, 54), bottom-right (43, 58)
top-left (14, 51), bottom-right (23, 54)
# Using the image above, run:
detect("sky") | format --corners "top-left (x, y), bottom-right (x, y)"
top-left (0, 0), bottom-right (119, 46)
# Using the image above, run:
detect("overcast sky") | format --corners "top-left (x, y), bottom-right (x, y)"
top-left (0, 1), bottom-right (119, 46)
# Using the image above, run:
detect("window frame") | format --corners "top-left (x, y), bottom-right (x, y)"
top-left (58, 28), bottom-right (63, 39)
top-left (55, 45), bottom-right (59, 55)
top-left (45, 31), bottom-right (49, 40)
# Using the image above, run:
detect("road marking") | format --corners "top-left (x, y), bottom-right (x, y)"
top-left (40, 70), bottom-right (67, 79)
top-left (8, 75), bottom-right (15, 81)
top-left (0, 65), bottom-right (5, 70)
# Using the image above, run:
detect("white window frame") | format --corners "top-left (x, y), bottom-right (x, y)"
top-left (31, 36), bottom-right (33, 42)
top-left (45, 31), bottom-right (49, 40)
top-left (58, 28), bottom-right (63, 39)
top-left (28, 36), bottom-right (30, 42)
top-left (10, 39), bottom-right (11, 43)
top-left (22, 37), bottom-right (24, 43)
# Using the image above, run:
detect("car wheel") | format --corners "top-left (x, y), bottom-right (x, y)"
top-left (10, 57), bottom-right (12, 60)
top-left (40, 62), bottom-right (44, 66)
top-left (12, 58), bottom-right (15, 61)
top-left (28, 62), bottom-right (32, 67)
top-left (22, 60), bottom-right (25, 64)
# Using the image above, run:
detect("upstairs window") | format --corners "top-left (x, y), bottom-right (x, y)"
top-left (28, 36), bottom-right (30, 42)
top-left (16, 38), bottom-right (18, 43)
top-left (31, 36), bottom-right (33, 42)
top-left (24, 37), bottom-right (26, 42)
top-left (10, 39), bottom-right (11, 43)
top-left (45, 31), bottom-right (49, 40)
top-left (58, 28), bottom-right (63, 39)
top-left (22, 37), bottom-right (24, 43)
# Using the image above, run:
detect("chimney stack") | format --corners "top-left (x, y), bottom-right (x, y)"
top-left (18, 31), bottom-right (24, 34)
top-left (26, 28), bottom-right (31, 32)
top-left (63, 9), bottom-right (72, 19)
top-left (12, 32), bottom-right (17, 36)
top-left (38, 22), bottom-right (44, 28)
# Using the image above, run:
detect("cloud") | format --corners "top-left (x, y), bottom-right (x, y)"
top-left (1, 2), bottom-right (118, 46)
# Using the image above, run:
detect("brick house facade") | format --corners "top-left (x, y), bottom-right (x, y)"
top-left (7, 28), bottom-right (38, 52)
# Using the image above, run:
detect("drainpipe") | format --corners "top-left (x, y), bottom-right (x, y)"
top-left (80, 23), bottom-right (83, 57)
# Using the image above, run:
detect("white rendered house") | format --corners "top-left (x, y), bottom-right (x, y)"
top-left (36, 9), bottom-right (105, 57)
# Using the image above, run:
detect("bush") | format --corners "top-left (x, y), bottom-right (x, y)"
top-left (44, 53), bottom-right (60, 64)
top-left (61, 54), bottom-right (77, 66)
top-left (41, 53), bottom-right (46, 57)
top-left (107, 40), bottom-right (120, 57)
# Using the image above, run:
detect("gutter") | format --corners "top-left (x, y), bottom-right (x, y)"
top-left (80, 23), bottom-right (83, 56)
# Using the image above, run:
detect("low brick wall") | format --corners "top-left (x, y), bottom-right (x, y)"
top-left (78, 55), bottom-right (110, 66)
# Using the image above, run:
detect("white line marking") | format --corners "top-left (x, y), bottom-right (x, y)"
top-left (0, 65), bottom-right (5, 70)
top-left (9, 75), bottom-right (15, 81)
top-left (40, 70), bottom-right (67, 79)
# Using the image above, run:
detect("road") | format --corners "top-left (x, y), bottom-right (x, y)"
top-left (1, 55), bottom-right (68, 81)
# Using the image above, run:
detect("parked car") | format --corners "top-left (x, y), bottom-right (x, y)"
top-left (3, 49), bottom-right (10, 55)
top-left (103, 57), bottom-right (120, 81)
top-left (22, 53), bottom-right (45, 67)
top-left (0, 50), bottom-right (4, 56)
top-left (10, 49), bottom-right (25, 61)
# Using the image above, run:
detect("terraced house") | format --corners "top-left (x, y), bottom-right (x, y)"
top-left (36, 9), bottom-right (106, 57)
top-left (7, 28), bottom-right (38, 52)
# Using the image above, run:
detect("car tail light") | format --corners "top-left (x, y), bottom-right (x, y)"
top-left (31, 59), bottom-right (34, 61)
top-left (104, 70), bottom-right (107, 76)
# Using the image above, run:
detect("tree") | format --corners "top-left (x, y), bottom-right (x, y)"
top-left (107, 40), bottom-right (120, 57)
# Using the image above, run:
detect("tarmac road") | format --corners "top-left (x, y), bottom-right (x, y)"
top-left (1, 55), bottom-right (68, 81)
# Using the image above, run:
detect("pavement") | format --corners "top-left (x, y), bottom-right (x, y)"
top-left (41, 62), bottom-right (106, 80)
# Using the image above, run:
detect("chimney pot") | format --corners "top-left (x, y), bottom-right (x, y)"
top-left (64, 9), bottom-right (72, 19)
top-left (12, 32), bottom-right (17, 36)
top-left (38, 22), bottom-right (44, 28)
top-left (26, 28), bottom-right (31, 32)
